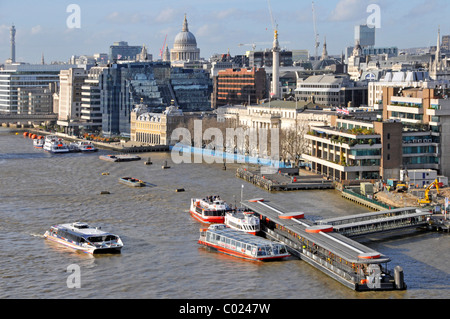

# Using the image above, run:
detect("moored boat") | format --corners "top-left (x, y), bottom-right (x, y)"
top-left (33, 138), bottom-right (44, 149)
top-left (43, 136), bottom-right (69, 153)
top-left (99, 154), bottom-right (141, 162)
top-left (43, 222), bottom-right (123, 254)
top-left (225, 210), bottom-right (260, 235)
top-left (198, 224), bottom-right (290, 261)
top-left (77, 141), bottom-right (98, 152)
top-left (189, 196), bottom-right (233, 224)
top-left (118, 177), bottom-right (145, 187)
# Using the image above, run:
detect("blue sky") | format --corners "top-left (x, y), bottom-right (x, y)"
top-left (0, 0), bottom-right (449, 64)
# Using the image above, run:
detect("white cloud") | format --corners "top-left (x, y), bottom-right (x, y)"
top-left (31, 25), bottom-right (42, 35)
top-left (329, 0), bottom-right (368, 22)
top-left (156, 8), bottom-right (177, 23)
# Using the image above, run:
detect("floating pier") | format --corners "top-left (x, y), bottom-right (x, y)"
top-left (241, 199), bottom-right (408, 291)
top-left (236, 168), bottom-right (333, 192)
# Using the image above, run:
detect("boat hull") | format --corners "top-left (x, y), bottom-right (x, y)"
top-left (189, 210), bottom-right (225, 224)
top-left (44, 232), bottom-right (122, 254)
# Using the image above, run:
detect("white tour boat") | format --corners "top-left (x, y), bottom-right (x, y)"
top-left (198, 224), bottom-right (290, 261)
top-left (33, 138), bottom-right (44, 149)
top-left (43, 135), bottom-right (69, 153)
top-left (44, 222), bottom-right (123, 254)
top-left (189, 196), bottom-right (233, 224)
top-left (225, 210), bottom-right (260, 235)
top-left (77, 141), bottom-right (98, 152)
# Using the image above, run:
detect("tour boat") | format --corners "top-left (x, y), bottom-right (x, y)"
top-left (77, 141), bottom-right (97, 152)
top-left (198, 224), bottom-right (290, 261)
top-left (225, 210), bottom-right (260, 235)
top-left (118, 177), bottom-right (145, 187)
top-left (189, 196), bottom-right (233, 224)
top-left (43, 135), bottom-right (69, 153)
top-left (44, 222), bottom-right (123, 254)
top-left (33, 138), bottom-right (44, 149)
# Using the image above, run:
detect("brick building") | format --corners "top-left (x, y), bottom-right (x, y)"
top-left (212, 68), bottom-right (267, 109)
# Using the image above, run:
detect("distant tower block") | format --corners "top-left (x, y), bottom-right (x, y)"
top-left (271, 29), bottom-right (280, 99)
top-left (10, 24), bottom-right (16, 63)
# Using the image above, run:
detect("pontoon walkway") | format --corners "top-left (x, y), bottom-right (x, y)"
top-left (241, 200), bottom-right (407, 291)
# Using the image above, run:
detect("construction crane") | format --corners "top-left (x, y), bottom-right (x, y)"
top-left (418, 179), bottom-right (440, 205)
top-left (159, 34), bottom-right (167, 59)
top-left (267, 0), bottom-right (277, 33)
top-left (312, 1), bottom-right (320, 61)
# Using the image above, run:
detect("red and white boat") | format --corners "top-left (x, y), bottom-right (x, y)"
top-left (189, 196), bottom-right (233, 224)
top-left (198, 224), bottom-right (290, 261)
top-left (225, 210), bottom-right (260, 235)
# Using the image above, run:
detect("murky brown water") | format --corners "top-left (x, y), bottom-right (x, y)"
top-left (0, 128), bottom-right (448, 299)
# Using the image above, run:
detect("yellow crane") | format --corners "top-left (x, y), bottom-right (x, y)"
top-left (418, 179), bottom-right (440, 205)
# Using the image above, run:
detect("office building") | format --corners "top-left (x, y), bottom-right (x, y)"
top-left (99, 62), bottom-right (167, 137)
top-left (212, 68), bottom-right (267, 109)
top-left (80, 66), bottom-right (108, 132)
top-left (355, 24), bottom-right (375, 48)
top-left (367, 71), bottom-right (444, 110)
top-left (248, 50), bottom-right (293, 68)
top-left (109, 41), bottom-right (143, 61)
top-left (295, 74), bottom-right (368, 108)
top-left (303, 116), bottom-right (402, 181)
top-left (130, 103), bottom-right (184, 145)
top-left (17, 84), bottom-right (57, 114)
top-left (56, 68), bottom-right (88, 134)
top-left (170, 67), bottom-right (211, 111)
top-left (0, 63), bottom-right (79, 114)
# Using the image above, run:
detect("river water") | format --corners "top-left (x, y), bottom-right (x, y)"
top-left (0, 128), bottom-right (448, 300)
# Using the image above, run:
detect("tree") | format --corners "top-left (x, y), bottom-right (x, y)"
top-left (279, 118), bottom-right (309, 167)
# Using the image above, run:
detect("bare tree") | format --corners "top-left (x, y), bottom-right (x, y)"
top-left (280, 118), bottom-right (309, 167)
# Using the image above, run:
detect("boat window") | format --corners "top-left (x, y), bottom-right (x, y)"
top-left (88, 236), bottom-right (104, 243)
top-left (231, 240), bottom-right (236, 247)
top-left (236, 241), bottom-right (241, 250)
top-left (105, 235), bottom-right (116, 242)
top-left (257, 247), bottom-right (266, 256)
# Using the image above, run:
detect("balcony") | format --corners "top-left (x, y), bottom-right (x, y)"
top-left (302, 154), bottom-right (380, 173)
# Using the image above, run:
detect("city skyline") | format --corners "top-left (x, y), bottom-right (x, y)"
top-left (0, 0), bottom-right (449, 64)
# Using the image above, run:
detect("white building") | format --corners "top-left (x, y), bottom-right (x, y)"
top-left (368, 71), bottom-right (448, 110)
top-left (0, 63), bottom-right (79, 114)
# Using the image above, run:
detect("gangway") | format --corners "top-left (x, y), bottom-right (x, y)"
top-left (241, 199), bottom-right (407, 291)
top-left (317, 207), bottom-right (433, 237)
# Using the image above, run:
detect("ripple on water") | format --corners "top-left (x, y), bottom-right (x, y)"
top-left (0, 130), bottom-right (449, 299)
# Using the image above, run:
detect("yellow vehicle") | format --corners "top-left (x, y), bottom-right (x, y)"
top-left (396, 182), bottom-right (408, 192)
top-left (418, 179), bottom-right (440, 205)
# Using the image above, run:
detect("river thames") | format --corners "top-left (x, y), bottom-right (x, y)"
top-left (0, 128), bottom-right (448, 300)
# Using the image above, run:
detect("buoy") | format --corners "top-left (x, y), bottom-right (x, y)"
top-left (175, 188), bottom-right (185, 192)
top-left (100, 191), bottom-right (110, 195)
top-left (23, 132), bottom-right (28, 137)
top-left (101, 172), bottom-right (110, 176)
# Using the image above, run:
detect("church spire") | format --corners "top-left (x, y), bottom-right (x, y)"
top-left (182, 14), bottom-right (189, 32)
top-left (321, 36), bottom-right (328, 61)
top-left (433, 26), bottom-right (442, 72)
